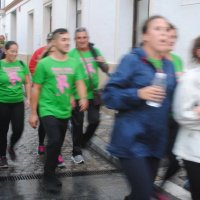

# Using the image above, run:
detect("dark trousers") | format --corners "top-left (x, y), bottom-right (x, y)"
top-left (0, 102), bottom-right (24, 157)
top-left (72, 100), bottom-right (100, 156)
top-left (41, 116), bottom-right (68, 175)
top-left (184, 160), bottom-right (200, 200)
top-left (119, 157), bottom-right (160, 200)
top-left (38, 119), bottom-right (46, 145)
top-left (162, 117), bottom-right (180, 183)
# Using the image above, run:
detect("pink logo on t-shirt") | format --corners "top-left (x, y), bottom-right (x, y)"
top-left (86, 63), bottom-right (95, 73)
top-left (56, 75), bottom-right (69, 93)
top-left (8, 71), bottom-right (21, 85)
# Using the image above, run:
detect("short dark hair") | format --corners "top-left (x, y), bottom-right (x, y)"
top-left (192, 36), bottom-right (200, 63)
top-left (5, 41), bottom-right (18, 50)
top-left (51, 28), bottom-right (68, 39)
top-left (142, 15), bottom-right (167, 34)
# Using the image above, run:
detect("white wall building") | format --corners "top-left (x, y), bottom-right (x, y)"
top-left (0, 0), bottom-right (200, 70)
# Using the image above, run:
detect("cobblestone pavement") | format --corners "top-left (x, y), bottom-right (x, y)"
top-left (0, 108), bottom-right (116, 177)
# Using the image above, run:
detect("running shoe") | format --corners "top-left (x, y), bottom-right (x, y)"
top-left (71, 155), bottom-right (84, 164)
top-left (38, 145), bottom-right (45, 155)
top-left (0, 156), bottom-right (8, 168)
top-left (57, 155), bottom-right (66, 168)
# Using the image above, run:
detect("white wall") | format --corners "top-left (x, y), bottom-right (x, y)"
top-left (149, 0), bottom-right (200, 68)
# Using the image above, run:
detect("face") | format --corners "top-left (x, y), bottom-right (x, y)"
top-left (75, 31), bottom-right (89, 51)
top-left (5, 44), bottom-right (18, 62)
top-left (142, 18), bottom-right (169, 54)
top-left (167, 29), bottom-right (177, 52)
top-left (53, 32), bottom-right (70, 54)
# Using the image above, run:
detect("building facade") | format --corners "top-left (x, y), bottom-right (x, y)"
top-left (0, 0), bottom-right (200, 71)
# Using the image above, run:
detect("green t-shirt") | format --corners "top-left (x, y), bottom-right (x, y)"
top-left (170, 53), bottom-right (183, 72)
top-left (148, 58), bottom-right (162, 70)
top-left (68, 48), bottom-right (102, 99)
top-left (33, 56), bottom-right (84, 119)
top-left (0, 60), bottom-right (29, 103)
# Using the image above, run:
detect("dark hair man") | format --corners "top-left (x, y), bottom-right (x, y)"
top-left (29, 28), bottom-right (88, 192)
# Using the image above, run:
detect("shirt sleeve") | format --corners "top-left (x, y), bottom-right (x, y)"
top-left (102, 54), bottom-right (143, 111)
top-left (74, 61), bottom-right (85, 81)
top-left (32, 61), bottom-right (45, 84)
top-left (173, 71), bottom-right (200, 130)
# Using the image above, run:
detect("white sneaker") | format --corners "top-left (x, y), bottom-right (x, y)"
top-left (71, 155), bottom-right (84, 164)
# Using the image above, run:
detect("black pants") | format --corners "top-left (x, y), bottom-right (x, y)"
top-left (162, 117), bottom-right (180, 183)
top-left (41, 116), bottom-right (68, 175)
top-left (71, 100), bottom-right (100, 156)
top-left (38, 119), bottom-right (46, 145)
top-left (119, 157), bottom-right (160, 200)
top-left (184, 160), bottom-right (200, 200)
top-left (0, 102), bottom-right (24, 157)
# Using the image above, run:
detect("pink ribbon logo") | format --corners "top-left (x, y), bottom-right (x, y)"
top-left (8, 71), bottom-right (21, 85)
top-left (56, 75), bottom-right (69, 93)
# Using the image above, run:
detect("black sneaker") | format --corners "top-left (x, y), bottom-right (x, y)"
top-left (43, 174), bottom-right (62, 192)
top-left (0, 156), bottom-right (8, 168)
top-left (8, 147), bottom-right (17, 161)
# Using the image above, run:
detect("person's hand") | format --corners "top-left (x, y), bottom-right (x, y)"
top-left (29, 114), bottom-right (38, 129)
top-left (79, 98), bottom-right (88, 111)
top-left (138, 86), bottom-right (166, 102)
top-left (70, 96), bottom-right (76, 109)
top-left (96, 56), bottom-right (105, 63)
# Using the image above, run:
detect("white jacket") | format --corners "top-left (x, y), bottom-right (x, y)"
top-left (173, 67), bottom-right (200, 163)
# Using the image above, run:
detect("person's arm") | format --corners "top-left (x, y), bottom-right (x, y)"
top-left (102, 54), bottom-right (165, 110)
top-left (76, 80), bottom-right (88, 111)
top-left (173, 71), bottom-right (200, 130)
top-left (24, 74), bottom-right (31, 108)
top-left (29, 83), bottom-right (41, 129)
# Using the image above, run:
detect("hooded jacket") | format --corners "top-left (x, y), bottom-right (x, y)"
top-left (102, 48), bottom-right (176, 159)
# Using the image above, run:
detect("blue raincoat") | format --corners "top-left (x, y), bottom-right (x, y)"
top-left (102, 48), bottom-right (176, 159)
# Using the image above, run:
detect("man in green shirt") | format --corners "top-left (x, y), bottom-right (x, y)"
top-left (29, 28), bottom-right (88, 192)
top-left (68, 27), bottom-right (108, 164)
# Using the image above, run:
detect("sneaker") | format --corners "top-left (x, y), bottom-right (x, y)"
top-left (8, 147), bottom-right (17, 161)
top-left (71, 155), bottom-right (84, 164)
top-left (57, 155), bottom-right (66, 168)
top-left (38, 145), bottom-right (45, 155)
top-left (43, 174), bottom-right (62, 192)
top-left (0, 156), bottom-right (8, 168)
top-left (154, 192), bottom-right (169, 200)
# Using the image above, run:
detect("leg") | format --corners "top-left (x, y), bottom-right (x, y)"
top-left (184, 160), bottom-right (200, 200)
top-left (71, 103), bottom-right (84, 156)
top-left (41, 116), bottom-right (68, 175)
top-left (82, 100), bottom-right (100, 147)
top-left (0, 103), bottom-right (11, 157)
top-left (38, 118), bottom-right (46, 145)
top-left (161, 117), bottom-right (180, 185)
top-left (119, 157), bottom-right (158, 200)
top-left (10, 102), bottom-right (24, 148)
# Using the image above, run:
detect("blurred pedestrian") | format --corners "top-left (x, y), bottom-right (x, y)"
top-left (158, 23), bottom-right (184, 187)
top-left (29, 32), bottom-right (66, 167)
top-left (102, 16), bottom-right (176, 200)
top-left (0, 41), bottom-right (31, 168)
top-left (173, 36), bottom-right (200, 200)
top-left (68, 27), bottom-right (109, 164)
top-left (0, 35), bottom-right (5, 59)
top-left (29, 28), bottom-right (88, 192)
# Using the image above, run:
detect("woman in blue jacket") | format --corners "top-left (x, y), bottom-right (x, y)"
top-left (103, 16), bottom-right (176, 200)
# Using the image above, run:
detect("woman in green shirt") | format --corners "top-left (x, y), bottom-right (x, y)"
top-left (0, 41), bottom-right (31, 168)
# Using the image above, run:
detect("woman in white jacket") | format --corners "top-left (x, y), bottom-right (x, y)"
top-left (173, 36), bottom-right (200, 200)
